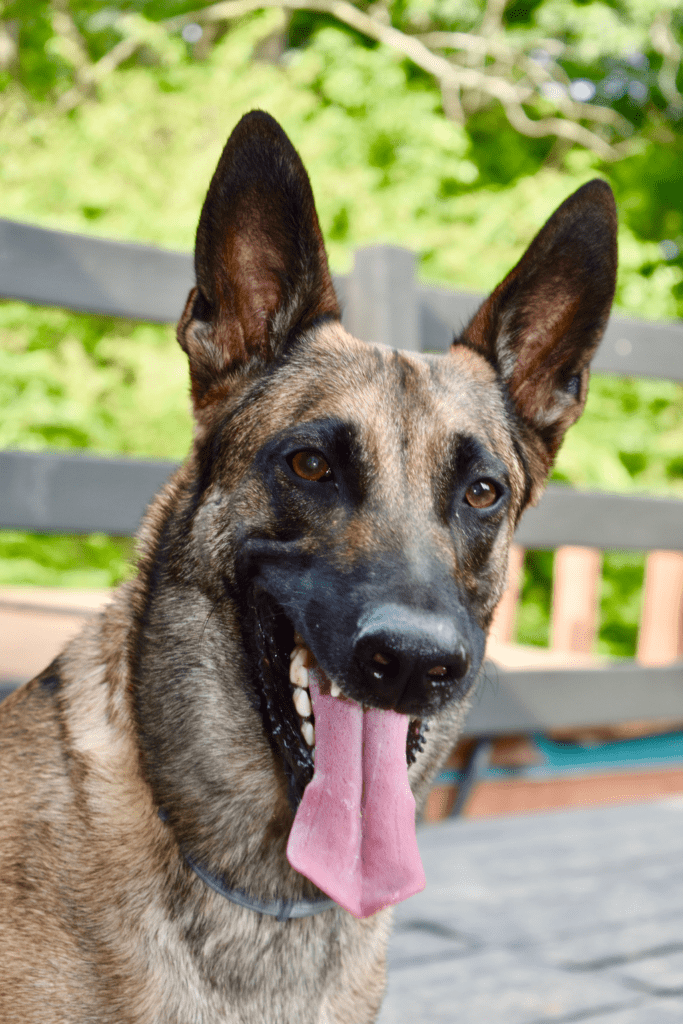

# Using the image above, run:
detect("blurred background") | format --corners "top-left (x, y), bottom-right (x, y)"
top-left (1, 0), bottom-right (682, 662)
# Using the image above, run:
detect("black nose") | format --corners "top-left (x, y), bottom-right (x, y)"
top-left (353, 604), bottom-right (471, 714)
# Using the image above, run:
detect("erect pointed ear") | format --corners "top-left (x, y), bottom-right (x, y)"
top-left (457, 179), bottom-right (617, 483)
top-left (177, 110), bottom-right (340, 409)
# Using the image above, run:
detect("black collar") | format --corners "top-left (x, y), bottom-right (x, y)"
top-left (159, 809), bottom-right (336, 922)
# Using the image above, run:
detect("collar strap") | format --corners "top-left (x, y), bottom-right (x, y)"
top-left (159, 809), bottom-right (336, 922)
top-left (184, 854), bottom-right (337, 922)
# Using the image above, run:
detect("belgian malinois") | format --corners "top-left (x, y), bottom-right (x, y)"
top-left (0, 111), bottom-right (617, 1023)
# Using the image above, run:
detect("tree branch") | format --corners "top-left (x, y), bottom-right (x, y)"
top-left (55, 35), bottom-right (141, 113)
top-left (51, 0), bottom-right (634, 159)
top-left (503, 103), bottom-right (627, 161)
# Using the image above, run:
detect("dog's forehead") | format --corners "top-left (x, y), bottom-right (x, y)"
top-left (282, 322), bottom-right (510, 449)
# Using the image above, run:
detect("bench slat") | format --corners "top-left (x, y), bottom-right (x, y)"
top-left (464, 660), bottom-right (683, 735)
top-left (515, 487), bottom-right (683, 551)
top-left (551, 546), bottom-right (602, 654)
top-left (0, 450), bottom-right (178, 535)
top-left (2, 451), bottom-right (682, 550)
top-left (2, 220), bottom-right (682, 383)
top-left (416, 282), bottom-right (683, 383)
top-left (0, 218), bottom-right (194, 323)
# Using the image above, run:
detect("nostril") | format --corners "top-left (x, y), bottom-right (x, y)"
top-left (425, 645), bottom-right (470, 686)
top-left (369, 650), bottom-right (401, 681)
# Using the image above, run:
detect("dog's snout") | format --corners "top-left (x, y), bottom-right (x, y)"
top-left (353, 605), bottom-right (471, 714)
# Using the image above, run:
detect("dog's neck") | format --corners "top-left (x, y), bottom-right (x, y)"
top-left (157, 807), bottom-right (336, 920)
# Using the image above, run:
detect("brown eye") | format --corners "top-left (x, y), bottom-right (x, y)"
top-left (290, 450), bottom-right (331, 482)
top-left (464, 480), bottom-right (498, 509)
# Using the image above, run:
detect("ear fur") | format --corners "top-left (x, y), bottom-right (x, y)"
top-left (178, 111), bottom-right (340, 409)
top-left (457, 179), bottom-right (617, 482)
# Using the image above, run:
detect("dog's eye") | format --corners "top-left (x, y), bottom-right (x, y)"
top-left (464, 480), bottom-right (498, 509)
top-left (290, 450), bottom-right (332, 482)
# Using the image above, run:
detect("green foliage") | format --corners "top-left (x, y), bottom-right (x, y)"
top-left (515, 549), bottom-right (648, 658)
top-left (555, 375), bottom-right (683, 498)
top-left (598, 552), bottom-right (645, 658)
top-left (0, 530), bottom-right (134, 587)
top-left (0, 303), bottom-right (191, 457)
top-left (516, 551), bottom-right (554, 648)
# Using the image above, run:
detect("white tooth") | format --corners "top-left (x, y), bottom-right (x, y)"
top-left (330, 681), bottom-right (341, 698)
top-left (301, 721), bottom-right (315, 747)
top-left (292, 687), bottom-right (312, 718)
top-left (292, 644), bottom-right (311, 668)
top-left (290, 660), bottom-right (309, 689)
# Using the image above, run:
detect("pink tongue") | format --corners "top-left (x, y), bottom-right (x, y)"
top-left (286, 667), bottom-right (425, 918)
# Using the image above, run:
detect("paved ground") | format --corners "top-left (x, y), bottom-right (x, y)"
top-left (379, 799), bottom-right (683, 1023)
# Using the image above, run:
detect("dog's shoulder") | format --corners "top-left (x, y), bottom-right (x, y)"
top-left (0, 661), bottom-right (67, 790)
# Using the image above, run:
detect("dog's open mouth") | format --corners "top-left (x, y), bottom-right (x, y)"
top-left (252, 591), bottom-right (428, 918)
top-left (251, 591), bottom-right (427, 806)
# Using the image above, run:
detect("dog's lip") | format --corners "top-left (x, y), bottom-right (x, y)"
top-left (251, 591), bottom-right (428, 806)
top-left (291, 633), bottom-right (347, 701)
top-left (252, 589), bottom-right (316, 808)
top-left (288, 636), bottom-right (428, 766)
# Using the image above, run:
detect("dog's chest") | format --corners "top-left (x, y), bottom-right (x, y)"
top-left (138, 902), bottom-right (391, 1024)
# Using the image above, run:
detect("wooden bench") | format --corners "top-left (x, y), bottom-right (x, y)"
top-left (2, 219), bottom-right (682, 811)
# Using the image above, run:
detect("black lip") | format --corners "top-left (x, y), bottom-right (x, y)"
top-left (249, 589), bottom-right (428, 812)
top-left (251, 589), bottom-right (314, 811)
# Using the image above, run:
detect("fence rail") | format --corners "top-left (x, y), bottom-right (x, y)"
top-left (2, 450), bottom-right (682, 552)
top-left (2, 218), bottom-right (683, 381)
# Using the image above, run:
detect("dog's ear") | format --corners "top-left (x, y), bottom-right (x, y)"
top-left (457, 179), bottom-right (617, 485)
top-left (178, 110), bottom-right (340, 408)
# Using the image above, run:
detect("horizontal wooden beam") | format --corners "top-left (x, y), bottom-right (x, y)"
top-left (416, 281), bottom-right (683, 383)
top-left (0, 450), bottom-right (178, 535)
top-left (1, 222), bottom-right (682, 381)
top-left (1, 451), bottom-right (681, 550)
top-left (463, 659), bottom-right (683, 735)
top-left (0, 218), bottom-right (194, 323)
top-left (515, 487), bottom-right (683, 552)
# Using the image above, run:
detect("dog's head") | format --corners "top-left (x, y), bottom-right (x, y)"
top-left (170, 111), bottom-right (616, 914)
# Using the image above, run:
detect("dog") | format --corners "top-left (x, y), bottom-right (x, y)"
top-left (0, 110), bottom-right (617, 1023)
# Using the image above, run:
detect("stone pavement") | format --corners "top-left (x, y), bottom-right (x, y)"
top-left (379, 798), bottom-right (683, 1023)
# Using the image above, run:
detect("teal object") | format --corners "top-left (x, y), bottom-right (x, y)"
top-left (434, 731), bottom-right (683, 785)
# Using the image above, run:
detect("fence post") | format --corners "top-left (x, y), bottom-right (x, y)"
top-left (551, 546), bottom-right (602, 654)
top-left (344, 245), bottom-right (419, 351)
top-left (637, 550), bottom-right (683, 665)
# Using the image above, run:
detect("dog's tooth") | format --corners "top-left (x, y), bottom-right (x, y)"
top-left (290, 644), bottom-right (306, 665)
top-left (290, 658), bottom-right (309, 689)
top-left (292, 687), bottom-right (312, 718)
top-left (291, 643), bottom-right (312, 667)
top-left (301, 720), bottom-right (315, 747)
top-left (330, 681), bottom-right (342, 698)
top-left (290, 643), bottom-right (305, 667)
